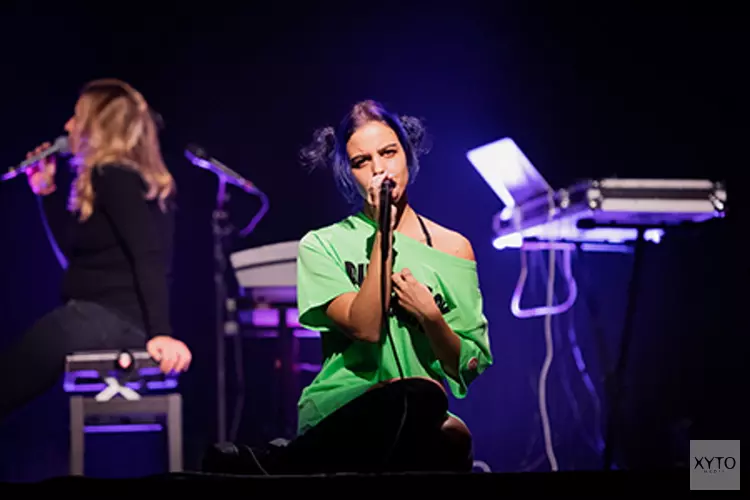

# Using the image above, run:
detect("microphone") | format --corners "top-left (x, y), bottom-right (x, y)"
top-left (184, 144), bottom-right (259, 194)
top-left (2, 136), bottom-right (70, 182)
top-left (379, 177), bottom-right (395, 234)
top-left (379, 177), bottom-right (395, 268)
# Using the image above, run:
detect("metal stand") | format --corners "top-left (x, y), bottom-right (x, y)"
top-left (228, 241), bottom-right (308, 440)
top-left (69, 393), bottom-right (183, 475)
top-left (185, 145), bottom-right (270, 443)
top-left (602, 226), bottom-right (648, 470)
top-left (213, 178), bottom-right (233, 444)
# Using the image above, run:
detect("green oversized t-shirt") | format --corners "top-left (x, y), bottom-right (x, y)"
top-left (295, 212), bottom-right (492, 435)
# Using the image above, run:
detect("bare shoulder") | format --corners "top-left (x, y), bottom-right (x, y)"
top-left (419, 216), bottom-right (475, 262)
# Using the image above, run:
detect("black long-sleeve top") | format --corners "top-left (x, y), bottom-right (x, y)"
top-left (41, 163), bottom-right (175, 337)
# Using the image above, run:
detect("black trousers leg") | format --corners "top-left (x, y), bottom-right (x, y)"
top-left (265, 378), bottom-right (451, 475)
top-left (0, 300), bottom-right (147, 422)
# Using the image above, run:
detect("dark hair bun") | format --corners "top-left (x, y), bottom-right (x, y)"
top-left (299, 126), bottom-right (336, 171)
top-left (400, 115), bottom-right (431, 156)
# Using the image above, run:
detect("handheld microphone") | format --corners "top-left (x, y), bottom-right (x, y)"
top-left (379, 177), bottom-right (395, 264)
top-left (379, 177), bottom-right (395, 234)
top-left (2, 136), bottom-right (70, 182)
top-left (184, 144), bottom-right (259, 194)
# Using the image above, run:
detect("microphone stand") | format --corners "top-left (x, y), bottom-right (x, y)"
top-left (378, 182), bottom-right (395, 354)
top-left (378, 181), bottom-right (408, 470)
top-left (379, 186), bottom-right (392, 298)
top-left (377, 180), bottom-right (402, 381)
top-left (211, 175), bottom-right (269, 445)
top-left (213, 176), bottom-right (233, 445)
top-left (186, 145), bottom-right (269, 444)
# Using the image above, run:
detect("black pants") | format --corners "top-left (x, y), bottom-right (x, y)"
top-left (0, 300), bottom-right (147, 422)
top-left (204, 378), bottom-right (474, 475)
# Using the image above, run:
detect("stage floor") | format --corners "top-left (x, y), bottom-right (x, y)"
top-left (1, 469), bottom-right (689, 493)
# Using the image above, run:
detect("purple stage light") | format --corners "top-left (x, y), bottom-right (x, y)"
top-left (293, 329), bottom-right (319, 339)
top-left (295, 362), bottom-right (322, 373)
top-left (63, 373), bottom-right (178, 393)
top-left (285, 308), bottom-right (301, 328)
top-left (242, 307), bottom-right (303, 328)
top-left (251, 308), bottom-right (279, 327)
top-left (84, 424), bottom-right (162, 433)
top-left (244, 328), bottom-right (319, 340)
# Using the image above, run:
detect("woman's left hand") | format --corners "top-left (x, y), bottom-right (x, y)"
top-left (392, 268), bottom-right (441, 325)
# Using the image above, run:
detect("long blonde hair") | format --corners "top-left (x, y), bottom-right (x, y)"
top-left (68, 78), bottom-right (174, 221)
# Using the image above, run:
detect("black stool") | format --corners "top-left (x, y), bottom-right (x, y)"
top-left (64, 349), bottom-right (183, 476)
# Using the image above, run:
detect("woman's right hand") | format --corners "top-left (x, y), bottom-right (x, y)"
top-left (26, 143), bottom-right (57, 196)
top-left (368, 173), bottom-right (397, 231)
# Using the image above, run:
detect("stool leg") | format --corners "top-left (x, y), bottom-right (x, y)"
top-left (167, 394), bottom-right (183, 472)
top-left (69, 396), bottom-right (84, 476)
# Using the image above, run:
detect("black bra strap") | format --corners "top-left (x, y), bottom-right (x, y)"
top-left (416, 215), bottom-right (433, 248)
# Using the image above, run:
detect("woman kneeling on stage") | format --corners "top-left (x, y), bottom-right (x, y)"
top-left (0, 79), bottom-right (191, 421)
top-left (290, 100), bottom-right (493, 473)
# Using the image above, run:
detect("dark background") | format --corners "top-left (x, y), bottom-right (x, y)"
top-left (0, 3), bottom-right (742, 480)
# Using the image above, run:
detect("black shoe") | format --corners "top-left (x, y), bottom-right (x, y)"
top-left (202, 442), bottom-right (270, 475)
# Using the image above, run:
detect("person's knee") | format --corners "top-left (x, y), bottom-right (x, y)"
top-left (440, 416), bottom-right (473, 469)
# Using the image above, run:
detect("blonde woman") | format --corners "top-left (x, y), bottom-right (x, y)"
top-left (0, 79), bottom-right (191, 421)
